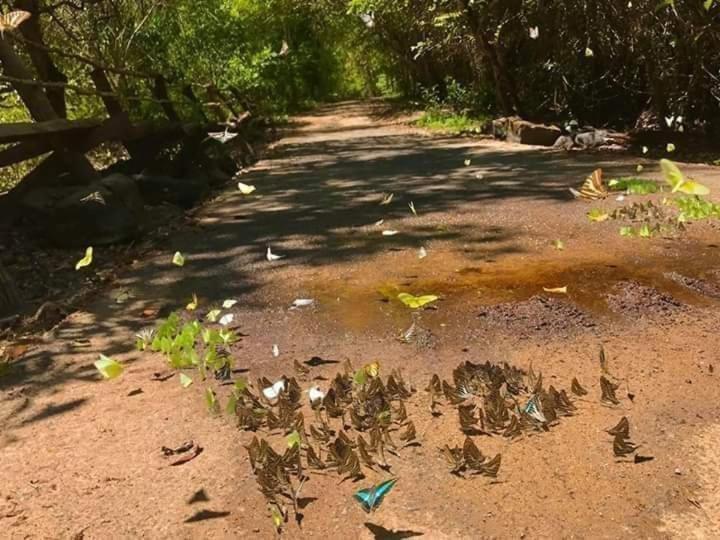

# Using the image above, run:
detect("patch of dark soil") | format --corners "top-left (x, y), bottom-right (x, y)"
top-left (606, 281), bottom-right (683, 318)
top-left (665, 272), bottom-right (720, 299)
top-left (477, 295), bottom-right (596, 336)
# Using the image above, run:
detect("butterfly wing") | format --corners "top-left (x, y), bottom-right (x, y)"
top-left (353, 488), bottom-right (375, 513)
top-left (371, 478), bottom-right (398, 509)
top-left (2, 10), bottom-right (31, 31)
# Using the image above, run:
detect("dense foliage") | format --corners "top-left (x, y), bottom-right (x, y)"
top-left (1, 0), bottom-right (719, 127)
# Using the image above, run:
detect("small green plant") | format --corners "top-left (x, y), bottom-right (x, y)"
top-left (147, 311), bottom-right (235, 379)
top-left (416, 110), bottom-right (486, 134)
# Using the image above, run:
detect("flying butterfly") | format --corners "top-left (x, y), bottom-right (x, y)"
top-left (0, 10), bottom-right (31, 35)
top-left (570, 168), bottom-right (608, 201)
top-left (353, 478), bottom-right (398, 513)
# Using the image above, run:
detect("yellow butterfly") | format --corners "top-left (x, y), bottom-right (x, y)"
top-left (364, 361), bottom-right (380, 378)
top-left (0, 10), bottom-right (31, 36)
top-left (660, 159), bottom-right (709, 195)
top-left (570, 168), bottom-right (608, 200)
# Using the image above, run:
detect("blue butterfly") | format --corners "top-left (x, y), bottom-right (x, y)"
top-left (353, 478), bottom-right (398, 513)
top-left (523, 394), bottom-right (547, 424)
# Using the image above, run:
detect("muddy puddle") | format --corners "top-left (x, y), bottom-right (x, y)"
top-left (299, 241), bottom-right (720, 333)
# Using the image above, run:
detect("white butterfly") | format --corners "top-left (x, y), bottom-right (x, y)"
top-left (262, 379), bottom-right (286, 401)
top-left (266, 246), bottom-right (284, 261)
top-left (642, 146), bottom-right (649, 154)
top-left (374, 219), bottom-right (384, 227)
top-left (380, 192), bottom-right (394, 205)
top-left (665, 115), bottom-right (675, 127)
top-left (207, 128), bottom-right (238, 144)
top-left (272, 344), bottom-right (280, 357)
top-left (418, 247), bottom-right (427, 259)
top-left (307, 386), bottom-right (325, 405)
top-left (585, 47), bottom-right (594, 57)
top-left (291, 298), bottom-right (315, 308)
top-left (529, 26), bottom-right (539, 39)
top-left (382, 230), bottom-right (399, 236)
top-left (222, 299), bottom-right (238, 309)
top-left (0, 11), bottom-right (31, 36)
top-left (219, 313), bottom-right (234, 326)
top-left (238, 182), bottom-right (256, 195)
top-left (278, 40), bottom-right (289, 57)
top-left (408, 201), bottom-right (417, 216)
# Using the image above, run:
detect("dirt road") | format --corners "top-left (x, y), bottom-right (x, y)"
top-left (1, 101), bottom-right (719, 539)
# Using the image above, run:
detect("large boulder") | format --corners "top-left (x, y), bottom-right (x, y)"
top-left (134, 173), bottom-right (209, 208)
top-left (23, 173), bottom-right (145, 247)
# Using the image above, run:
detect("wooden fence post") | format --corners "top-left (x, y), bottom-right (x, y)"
top-left (0, 35), bottom-right (97, 182)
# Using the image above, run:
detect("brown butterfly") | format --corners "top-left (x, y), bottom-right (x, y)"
top-left (440, 445), bottom-right (465, 474)
top-left (399, 421), bottom-right (418, 446)
top-left (613, 433), bottom-right (639, 457)
top-left (356, 435), bottom-right (376, 469)
top-left (571, 377), bottom-right (588, 396)
top-left (293, 359), bottom-right (309, 376)
top-left (607, 416), bottom-right (630, 438)
top-left (480, 453), bottom-right (502, 477)
top-left (462, 437), bottom-right (486, 470)
top-left (305, 445), bottom-right (326, 470)
top-left (570, 168), bottom-right (608, 200)
top-left (502, 414), bottom-right (522, 438)
top-left (600, 375), bottom-right (620, 405)
top-left (0, 10), bottom-right (31, 36)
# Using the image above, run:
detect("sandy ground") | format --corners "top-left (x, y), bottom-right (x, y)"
top-left (1, 101), bottom-right (719, 539)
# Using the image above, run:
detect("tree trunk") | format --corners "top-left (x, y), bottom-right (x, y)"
top-left (0, 262), bottom-right (21, 319)
top-left (0, 36), bottom-right (97, 182)
top-left (152, 76), bottom-right (180, 122)
top-left (14, 0), bottom-right (68, 118)
top-left (456, 0), bottom-right (523, 116)
top-left (182, 84), bottom-right (209, 122)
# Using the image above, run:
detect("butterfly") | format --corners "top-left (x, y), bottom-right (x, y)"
top-left (0, 10), bottom-right (31, 36)
top-left (613, 433), bottom-right (639, 457)
top-left (571, 377), bottom-right (588, 396)
top-left (379, 192), bottom-right (394, 205)
top-left (606, 416), bottom-right (630, 438)
top-left (523, 394), bottom-right (547, 424)
top-left (278, 40), bottom-right (289, 57)
top-left (660, 159), bottom-right (709, 195)
top-left (266, 246), bottom-right (284, 261)
top-left (353, 478), bottom-right (397, 513)
top-left (600, 375), bottom-right (620, 405)
top-left (207, 128), bottom-right (238, 144)
top-left (570, 168), bottom-right (608, 200)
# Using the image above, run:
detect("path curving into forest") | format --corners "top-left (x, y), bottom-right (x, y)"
top-left (1, 101), bottom-right (719, 538)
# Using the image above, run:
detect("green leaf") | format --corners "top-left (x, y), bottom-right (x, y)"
top-left (205, 388), bottom-right (219, 413)
top-left (286, 430), bottom-right (301, 448)
top-left (94, 354), bottom-right (123, 379)
top-left (75, 247), bottom-right (93, 270)
top-left (397, 293), bottom-right (439, 309)
top-left (180, 373), bottom-right (193, 388)
top-left (172, 251), bottom-right (185, 267)
top-left (551, 239), bottom-right (565, 250)
top-left (587, 208), bottom-right (610, 222)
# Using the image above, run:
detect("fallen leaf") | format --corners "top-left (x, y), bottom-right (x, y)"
top-left (543, 286), bottom-right (568, 294)
top-left (94, 354), bottom-right (124, 379)
top-left (75, 247), bottom-right (93, 270)
top-left (127, 388), bottom-right (143, 397)
top-left (170, 444), bottom-right (203, 466)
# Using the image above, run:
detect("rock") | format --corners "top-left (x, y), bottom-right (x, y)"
top-left (506, 119), bottom-right (562, 146)
top-left (553, 135), bottom-right (575, 150)
top-left (492, 117), bottom-right (562, 146)
top-left (135, 174), bottom-right (209, 208)
top-left (23, 174), bottom-right (145, 247)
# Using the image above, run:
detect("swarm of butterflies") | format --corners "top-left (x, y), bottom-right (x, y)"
top-left (238, 360), bottom-right (415, 532)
